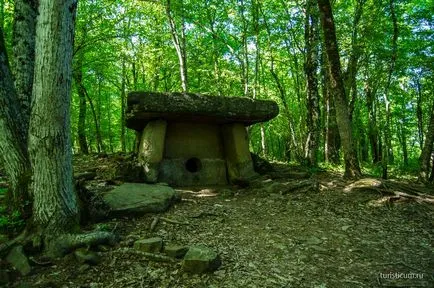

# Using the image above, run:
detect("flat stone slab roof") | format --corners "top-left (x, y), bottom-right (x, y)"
top-left (126, 92), bottom-right (279, 131)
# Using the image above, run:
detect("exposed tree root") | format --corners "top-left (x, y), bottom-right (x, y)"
top-left (344, 178), bottom-right (434, 204)
top-left (47, 231), bottom-right (118, 258)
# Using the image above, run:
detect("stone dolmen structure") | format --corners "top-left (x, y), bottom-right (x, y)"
top-left (126, 92), bottom-right (279, 186)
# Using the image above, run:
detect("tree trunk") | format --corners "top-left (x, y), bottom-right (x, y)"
top-left (73, 58), bottom-right (89, 155)
top-left (365, 84), bottom-right (380, 163)
top-left (419, 104), bottom-right (434, 183)
top-left (120, 58), bottom-right (126, 153)
top-left (85, 89), bottom-right (103, 153)
top-left (343, 0), bottom-right (364, 121)
top-left (29, 0), bottom-right (79, 240)
top-left (318, 0), bottom-right (361, 178)
top-left (166, 0), bottom-right (188, 92)
top-left (322, 48), bottom-right (340, 164)
top-left (0, 28), bottom-right (32, 216)
top-left (12, 0), bottom-right (37, 136)
top-left (304, 0), bottom-right (320, 167)
top-left (382, 0), bottom-right (399, 179)
top-left (416, 77), bottom-right (424, 148)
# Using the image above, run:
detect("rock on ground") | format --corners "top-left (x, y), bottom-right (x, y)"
top-left (6, 246), bottom-right (31, 276)
top-left (134, 237), bottom-right (163, 253)
top-left (182, 245), bottom-right (221, 273)
top-left (103, 183), bottom-right (180, 216)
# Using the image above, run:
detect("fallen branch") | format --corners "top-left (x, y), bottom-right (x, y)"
top-left (160, 217), bottom-right (189, 225)
top-left (117, 247), bottom-right (178, 263)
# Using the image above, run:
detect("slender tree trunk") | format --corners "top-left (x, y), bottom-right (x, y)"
top-left (252, 0), bottom-right (266, 156)
top-left (419, 103), bottom-right (434, 183)
top-left (365, 83), bottom-right (380, 163)
top-left (304, 0), bottom-right (320, 167)
top-left (322, 48), bottom-right (340, 164)
top-left (343, 0), bottom-right (364, 121)
top-left (0, 28), bottom-right (32, 216)
top-left (73, 57), bottom-right (89, 155)
top-left (398, 124), bottom-right (408, 167)
top-left (318, 0), bottom-right (361, 178)
top-left (416, 77), bottom-right (424, 148)
top-left (120, 58), bottom-right (127, 153)
top-left (166, 0), bottom-right (188, 92)
top-left (12, 0), bottom-right (37, 136)
top-left (29, 0), bottom-right (79, 239)
top-left (382, 0), bottom-right (399, 179)
top-left (239, 0), bottom-right (249, 97)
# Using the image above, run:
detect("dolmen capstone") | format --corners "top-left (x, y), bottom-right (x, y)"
top-left (126, 92), bottom-right (279, 186)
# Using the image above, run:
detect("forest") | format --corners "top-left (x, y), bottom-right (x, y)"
top-left (0, 0), bottom-right (433, 287)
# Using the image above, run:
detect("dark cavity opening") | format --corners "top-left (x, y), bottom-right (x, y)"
top-left (185, 157), bottom-right (202, 173)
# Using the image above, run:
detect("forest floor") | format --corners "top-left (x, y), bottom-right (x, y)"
top-left (2, 154), bottom-right (434, 288)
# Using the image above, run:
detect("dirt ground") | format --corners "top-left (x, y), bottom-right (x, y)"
top-left (3, 155), bottom-right (434, 287)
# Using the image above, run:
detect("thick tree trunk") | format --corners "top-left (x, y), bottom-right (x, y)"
top-left (12, 0), bottom-right (37, 136)
top-left (419, 105), bottom-right (434, 183)
top-left (304, 0), bottom-right (320, 167)
top-left (318, 0), bottom-right (361, 178)
top-left (0, 28), bottom-right (32, 216)
top-left (29, 0), bottom-right (79, 240)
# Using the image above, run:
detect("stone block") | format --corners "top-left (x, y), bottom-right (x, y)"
top-left (138, 120), bottom-right (167, 183)
top-left (134, 237), bottom-right (163, 253)
top-left (222, 123), bottom-right (256, 181)
top-left (182, 245), bottom-right (221, 273)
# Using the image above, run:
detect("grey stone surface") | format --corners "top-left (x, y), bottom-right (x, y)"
top-left (103, 183), bottom-right (179, 216)
top-left (164, 244), bottom-right (189, 259)
top-left (159, 158), bottom-right (227, 186)
top-left (126, 92), bottom-right (279, 131)
top-left (182, 245), bottom-right (221, 273)
top-left (6, 246), bottom-right (31, 276)
top-left (134, 237), bottom-right (163, 253)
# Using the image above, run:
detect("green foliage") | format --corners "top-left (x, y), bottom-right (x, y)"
top-left (52, 0), bottom-right (434, 174)
top-left (0, 208), bottom-right (25, 233)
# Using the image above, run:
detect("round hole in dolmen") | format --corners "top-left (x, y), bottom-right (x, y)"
top-left (185, 157), bottom-right (202, 173)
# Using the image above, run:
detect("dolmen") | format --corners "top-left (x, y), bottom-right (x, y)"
top-left (126, 92), bottom-right (279, 186)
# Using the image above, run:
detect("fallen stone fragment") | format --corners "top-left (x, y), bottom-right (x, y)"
top-left (6, 245), bottom-right (32, 276)
top-left (164, 244), bottom-right (189, 259)
top-left (134, 237), bottom-right (163, 253)
top-left (103, 183), bottom-right (179, 216)
top-left (74, 248), bottom-right (101, 265)
top-left (182, 245), bottom-right (221, 273)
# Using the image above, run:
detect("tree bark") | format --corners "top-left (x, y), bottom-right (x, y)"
top-left (73, 51), bottom-right (89, 155)
top-left (29, 0), bottom-right (79, 239)
top-left (0, 28), bottom-right (32, 216)
top-left (322, 48), bottom-right (340, 164)
top-left (419, 103), bottom-right (434, 183)
top-left (120, 58), bottom-right (127, 153)
top-left (318, 0), bottom-right (361, 178)
top-left (166, 0), bottom-right (188, 92)
top-left (12, 0), bottom-right (37, 136)
top-left (304, 0), bottom-right (320, 167)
